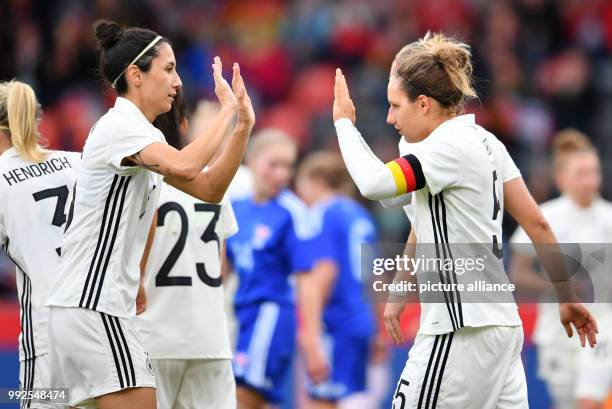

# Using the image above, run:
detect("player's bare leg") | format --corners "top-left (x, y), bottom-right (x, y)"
top-left (95, 387), bottom-right (156, 409)
top-left (237, 386), bottom-right (266, 409)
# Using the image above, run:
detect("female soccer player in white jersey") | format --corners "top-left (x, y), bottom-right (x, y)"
top-left (332, 32), bottom-right (598, 409)
top-left (45, 20), bottom-right (255, 409)
top-left (510, 130), bottom-right (612, 409)
top-left (0, 80), bottom-right (79, 409)
top-left (136, 92), bottom-right (239, 409)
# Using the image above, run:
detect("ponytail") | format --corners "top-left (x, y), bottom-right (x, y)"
top-left (0, 80), bottom-right (47, 162)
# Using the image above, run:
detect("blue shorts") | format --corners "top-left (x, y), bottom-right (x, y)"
top-left (307, 332), bottom-right (370, 401)
top-left (233, 302), bottom-right (295, 404)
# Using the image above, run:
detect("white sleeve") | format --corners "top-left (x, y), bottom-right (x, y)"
top-left (379, 138), bottom-right (415, 207)
top-left (220, 196), bottom-right (239, 239)
top-left (105, 122), bottom-right (164, 174)
top-left (499, 143), bottom-right (521, 183)
top-left (335, 119), bottom-right (399, 200)
top-left (379, 193), bottom-right (413, 208)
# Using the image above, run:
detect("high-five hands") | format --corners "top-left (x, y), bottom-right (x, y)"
top-left (211, 57), bottom-right (255, 131)
top-left (231, 62), bottom-right (255, 131)
top-left (211, 56), bottom-right (236, 110)
top-left (333, 68), bottom-right (356, 124)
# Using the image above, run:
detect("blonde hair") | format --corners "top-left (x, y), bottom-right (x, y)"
top-left (0, 80), bottom-right (47, 162)
top-left (552, 128), bottom-right (597, 171)
top-left (393, 32), bottom-right (477, 113)
top-left (297, 151), bottom-right (354, 194)
top-left (246, 128), bottom-right (297, 161)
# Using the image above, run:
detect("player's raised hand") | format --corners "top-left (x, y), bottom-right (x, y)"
top-left (231, 62), bottom-right (255, 130)
top-left (333, 68), bottom-right (356, 124)
top-left (212, 56), bottom-right (237, 110)
top-left (560, 302), bottom-right (599, 348)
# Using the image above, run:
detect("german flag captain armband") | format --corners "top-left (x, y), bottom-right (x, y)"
top-left (385, 155), bottom-right (426, 195)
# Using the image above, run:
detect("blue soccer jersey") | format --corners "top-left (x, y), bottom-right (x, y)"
top-left (227, 190), bottom-right (313, 308)
top-left (310, 195), bottom-right (377, 337)
top-left (228, 189), bottom-right (313, 402)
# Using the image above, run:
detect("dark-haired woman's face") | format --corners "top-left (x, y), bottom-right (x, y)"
top-left (140, 42), bottom-right (182, 117)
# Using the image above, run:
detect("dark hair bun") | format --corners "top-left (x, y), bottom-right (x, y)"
top-left (94, 20), bottom-right (124, 50)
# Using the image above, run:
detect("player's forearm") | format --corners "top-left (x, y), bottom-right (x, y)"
top-left (504, 179), bottom-right (578, 302)
top-left (335, 119), bottom-right (401, 200)
top-left (297, 276), bottom-right (325, 341)
top-left (525, 224), bottom-right (578, 302)
top-left (200, 123), bottom-right (251, 196)
top-left (164, 124), bottom-right (250, 203)
top-left (175, 106), bottom-right (236, 179)
top-left (509, 254), bottom-right (553, 293)
top-left (298, 263), bottom-right (336, 341)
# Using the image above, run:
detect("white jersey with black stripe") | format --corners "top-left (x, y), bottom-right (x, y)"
top-left (0, 147), bottom-right (79, 360)
top-left (401, 115), bottom-right (523, 335)
top-left (136, 184), bottom-right (238, 359)
top-left (47, 97), bottom-right (164, 319)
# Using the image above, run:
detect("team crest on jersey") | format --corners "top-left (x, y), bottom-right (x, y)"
top-left (145, 352), bottom-right (154, 376)
top-left (252, 224), bottom-right (272, 249)
top-left (233, 352), bottom-right (249, 375)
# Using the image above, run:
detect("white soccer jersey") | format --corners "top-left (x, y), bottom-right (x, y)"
top-left (510, 196), bottom-right (612, 348)
top-left (398, 115), bottom-right (523, 334)
top-left (336, 114), bottom-right (522, 334)
top-left (47, 97), bottom-right (164, 318)
top-left (137, 183), bottom-right (238, 359)
top-left (0, 148), bottom-right (79, 360)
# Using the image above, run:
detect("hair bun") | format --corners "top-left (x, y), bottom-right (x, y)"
top-left (436, 46), bottom-right (469, 72)
top-left (94, 20), bottom-right (124, 50)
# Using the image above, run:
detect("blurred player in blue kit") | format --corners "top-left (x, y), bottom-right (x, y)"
top-left (296, 151), bottom-right (386, 409)
top-left (226, 129), bottom-right (313, 408)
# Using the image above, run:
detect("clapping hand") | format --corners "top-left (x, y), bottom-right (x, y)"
top-left (212, 56), bottom-right (237, 110)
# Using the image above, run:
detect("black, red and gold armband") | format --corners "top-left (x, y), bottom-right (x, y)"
top-left (384, 154), bottom-right (426, 195)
